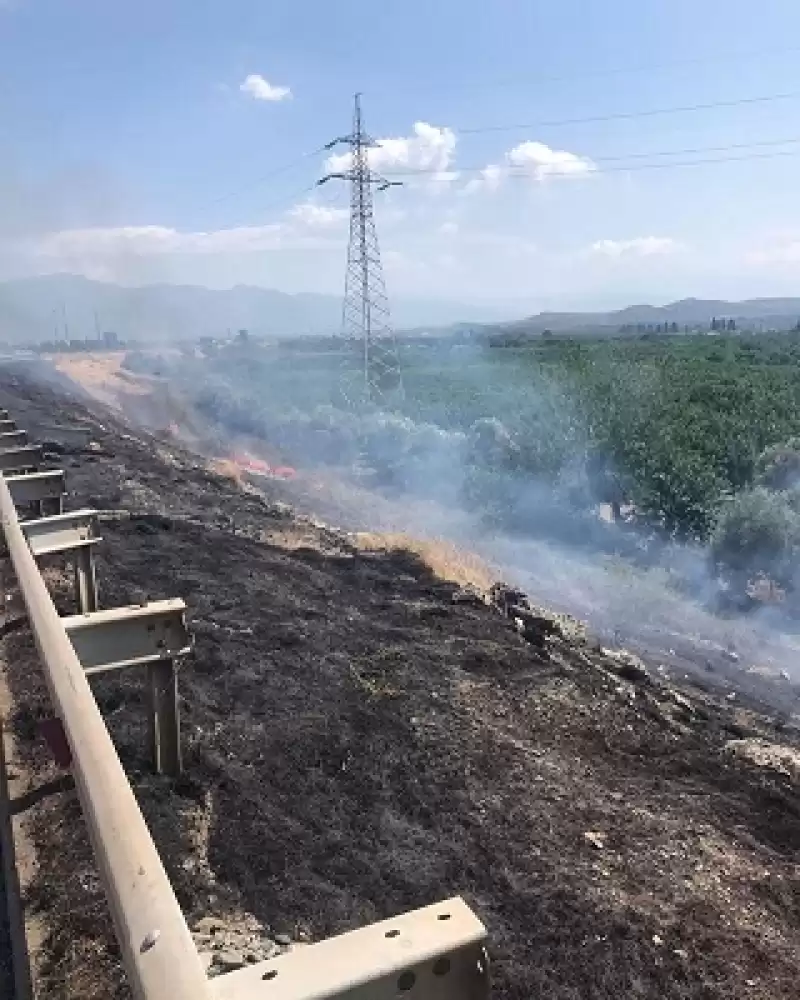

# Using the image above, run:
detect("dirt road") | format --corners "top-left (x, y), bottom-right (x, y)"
top-left (0, 369), bottom-right (798, 999)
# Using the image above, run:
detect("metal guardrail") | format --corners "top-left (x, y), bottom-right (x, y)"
top-left (0, 459), bottom-right (210, 999)
top-left (0, 410), bottom-right (490, 1000)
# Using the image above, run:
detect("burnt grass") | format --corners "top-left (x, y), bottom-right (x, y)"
top-left (1, 370), bottom-right (799, 999)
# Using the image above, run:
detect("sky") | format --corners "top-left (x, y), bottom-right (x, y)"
top-left (2, 0), bottom-right (800, 315)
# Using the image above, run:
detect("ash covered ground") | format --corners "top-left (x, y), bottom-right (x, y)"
top-left (1, 369), bottom-right (799, 999)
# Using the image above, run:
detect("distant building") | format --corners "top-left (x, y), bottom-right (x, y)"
top-left (102, 330), bottom-right (121, 349)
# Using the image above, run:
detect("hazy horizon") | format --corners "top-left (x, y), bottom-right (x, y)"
top-left (7, 271), bottom-right (800, 324)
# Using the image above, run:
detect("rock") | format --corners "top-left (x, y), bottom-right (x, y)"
top-left (603, 649), bottom-right (652, 685)
top-left (517, 612), bottom-right (560, 647)
top-left (489, 582), bottom-right (529, 614)
top-left (274, 933), bottom-right (292, 947)
top-left (215, 950), bottom-right (246, 972)
top-left (451, 585), bottom-right (484, 606)
top-left (724, 738), bottom-right (800, 781)
top-left (193, 916), bottom-right (223, 935)
top-left (583, 831), bottom-right (606, 850)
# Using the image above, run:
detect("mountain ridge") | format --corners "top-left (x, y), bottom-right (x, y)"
top-left (4, 274), bottom-right (800, 344)
top-left (499, 296), bottom-right (800, 334)
top-left (0, 274), bottom-right (510, 344)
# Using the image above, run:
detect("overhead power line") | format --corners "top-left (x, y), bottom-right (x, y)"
top-left (189, 88), bottom-right (800, 220)
top-left (381, 134), bottom-right (800, 178)
top-left (186, 88), bottom-right (800, 223)
top-left (574, 134), bottom-right (800, 164)
top-left (385, 146), bottom-right (800, 183)
top-left (193, 145), bottom-right (328, 215)
top-left (455, 90), bottom-right (800, 135)
top-left (205, 180), bottom-right (321, 230)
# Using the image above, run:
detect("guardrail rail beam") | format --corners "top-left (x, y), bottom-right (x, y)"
top-left (210, 897), bottom-right (489, 1000)
top-left (5, 470), bottom-right (64, 515)
top-left (0, 445), bottom-right (41, 475)
top-left (22, 509), bottom-right (101, 612)
top-left (61, 600), bottom-right (192, 674)
top-left (0, 431), bottom-right (28, 448)
top-left (37, 423), bottom-right (93, 449)
top-left (62, 601), bottom-right (191, 777)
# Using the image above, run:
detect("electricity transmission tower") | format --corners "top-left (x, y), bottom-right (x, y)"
top-left (318, 94), bottom-right (404, 407)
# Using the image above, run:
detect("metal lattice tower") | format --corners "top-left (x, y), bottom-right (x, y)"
top-left (318, 94), bottom-right (404, 407)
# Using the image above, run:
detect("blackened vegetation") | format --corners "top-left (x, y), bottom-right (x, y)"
top-left (0, 373), bottom-right (798, 999)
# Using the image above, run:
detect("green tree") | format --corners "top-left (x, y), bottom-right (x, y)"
top-left (710, 487), bottom-right (800, 587)
top-left (754, 438), bottom-right (800, 491)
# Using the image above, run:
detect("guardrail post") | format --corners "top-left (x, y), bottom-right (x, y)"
top-left (74, 545), bottom-right (98, 614)
top-left (147, 659), bottom-right (181, 777)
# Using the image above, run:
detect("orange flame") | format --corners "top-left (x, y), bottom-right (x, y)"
top-left (232, 451), bottom-right (297, 480)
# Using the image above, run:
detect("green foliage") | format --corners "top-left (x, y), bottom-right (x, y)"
top-left (177, 330), bottom-right (800, 546)
top-left (483, 332), bottom-right (800, 538)
top-left (754, 437), bottom-right (800, 490)
top-left (709, 487), bottom-right (800, 585)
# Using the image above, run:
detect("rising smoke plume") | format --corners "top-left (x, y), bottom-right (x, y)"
top-left (124, 335), bottom-right (800, 693)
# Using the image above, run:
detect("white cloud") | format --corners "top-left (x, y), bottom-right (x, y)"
top-left (288, 202), bottom-right (348, 228)
top-left (29, 195), bottom-right (353, 261)
top-left (463, 142), bottom-right (594, 194)
top-left (590, 237), bottom-right (683, 258)
top-left (439, 221), bottom-right (459, 235)
top-left (239, 74), bottom-right (292, 102)
top-left (34, 224), bottom-right (287, 257)
top-left (462, 164), bottom-right (504, 195)
top-left (326, 122), bottom-right (457, 182)
top-left (507, 141), bottom-right (596, 180)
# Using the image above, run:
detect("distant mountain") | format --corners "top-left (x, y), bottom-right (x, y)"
top-left (0, 274), bottom-right (508, 345)
top-left (496, 297), bottom-right (800, 336)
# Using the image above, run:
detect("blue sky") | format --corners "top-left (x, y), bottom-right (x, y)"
top-left (2, 0), bottom-right (800, 312)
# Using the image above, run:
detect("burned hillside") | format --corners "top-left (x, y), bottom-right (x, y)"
top-left (0, 370), bottom-right (799, 1000)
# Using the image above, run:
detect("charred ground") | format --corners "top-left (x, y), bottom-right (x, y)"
top-left (0, 370), bottom-right (798, 999)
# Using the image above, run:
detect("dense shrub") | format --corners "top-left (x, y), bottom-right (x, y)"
top-left (709, 487), bottom-right (800, 587)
